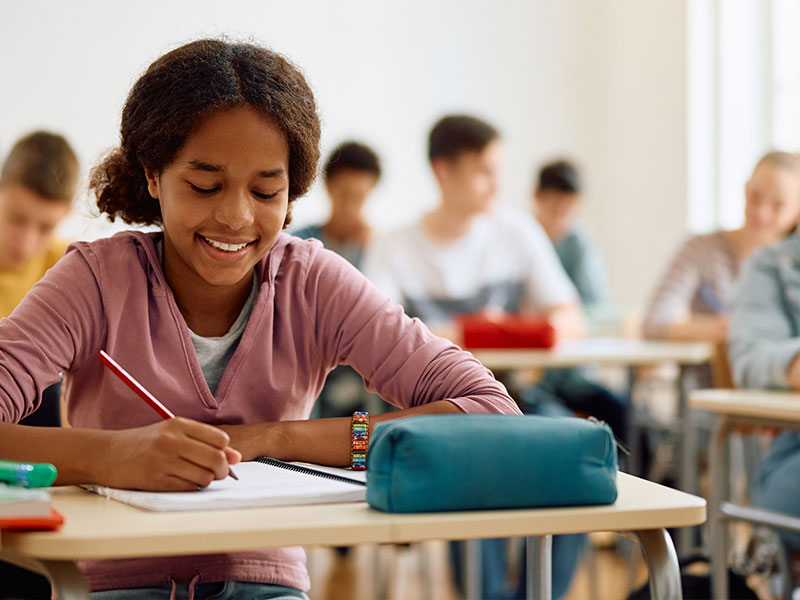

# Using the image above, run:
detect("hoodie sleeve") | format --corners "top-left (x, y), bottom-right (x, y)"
top-left (0, 244), bottom-right (106, 422)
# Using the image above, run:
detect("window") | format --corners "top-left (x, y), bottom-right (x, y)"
top-left (688, 0), bottom-right (800, 232)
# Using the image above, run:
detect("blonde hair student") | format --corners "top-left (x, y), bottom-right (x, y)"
top-left (0, 39), bottom-right (519, 599)
top-left (0, 130), bottom-right (78, 316)
top-left (643, 150), bottom-right (800, 344)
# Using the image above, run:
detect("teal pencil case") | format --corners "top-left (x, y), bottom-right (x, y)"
top-left (366, 414), bottom-right (618, 513)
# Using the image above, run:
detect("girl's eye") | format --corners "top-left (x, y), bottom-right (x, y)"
top-left (253, 190), bottom-right (279, 200)
top-left (188, 183), bottom-right (219, 194)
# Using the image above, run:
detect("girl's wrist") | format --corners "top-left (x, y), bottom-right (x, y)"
top-left (246, 421), bottom-right (289, 461)
top-left (84, 429), bottom-right (117, 485)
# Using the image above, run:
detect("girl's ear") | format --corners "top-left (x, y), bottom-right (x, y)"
top-left (144, 169), bottom-right (160, 200)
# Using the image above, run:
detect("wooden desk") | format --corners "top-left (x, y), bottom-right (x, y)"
top-left (472, 338), bottom-right (713, 371)
top-left (0, 473), bottom-right (704, 600)
top-left (690, 389), bottom-right (800, 599)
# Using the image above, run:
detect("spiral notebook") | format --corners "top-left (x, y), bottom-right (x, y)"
top-left (83, 458), bottom-right (366, 512)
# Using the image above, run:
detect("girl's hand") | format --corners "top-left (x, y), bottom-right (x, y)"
top-left (101, 418), bottom-right (241, 491)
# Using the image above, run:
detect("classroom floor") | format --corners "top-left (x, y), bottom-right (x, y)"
top-left (307, 538), bottom-right (778, 600)
top-left (306, 536), bottom-right (652, 600)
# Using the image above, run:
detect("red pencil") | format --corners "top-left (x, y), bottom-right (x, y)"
top-left (97, 350), bottom-right (239, 481)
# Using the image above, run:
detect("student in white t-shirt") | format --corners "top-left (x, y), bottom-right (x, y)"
top-left (363, 117), bottom-right (583, 340)
top-left (363, 115), bottom-right (584, 600)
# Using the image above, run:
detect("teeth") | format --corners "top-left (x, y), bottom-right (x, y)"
top-left (203, 236), bottom-right (250, 252)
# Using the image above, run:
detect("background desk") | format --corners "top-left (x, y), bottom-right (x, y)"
top-left (0, 473), bottom-right (705, 600)
top-left (471, 338), bottom-right (712, 371)
top-left (690, 389), bottom-right (800, 599)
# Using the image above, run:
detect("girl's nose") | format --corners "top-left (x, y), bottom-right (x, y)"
top-left (215, 190), bottom-right (255, 230)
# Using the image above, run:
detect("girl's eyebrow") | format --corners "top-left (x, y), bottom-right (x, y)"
top-left (186, 160), bottom-right (285, 179)
top-left (187, 160), bottom-right (223, 172)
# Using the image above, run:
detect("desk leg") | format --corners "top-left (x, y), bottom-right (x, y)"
top-left (0, 550), bottom-right (89, 599)
top-left (633, 528), bottom-right (682, 600)
top-left (463, 539), bottom-right (481, 600)
top-left (526, 535), bottom-right (552, 600)
top-left (677, 364), bottom-right (697, 555)
top-left (625, 366), bottom-right (638, 475)
top-left (709, 418), bottom-right (732, 600)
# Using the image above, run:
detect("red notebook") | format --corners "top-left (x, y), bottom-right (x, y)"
top-left (458, 314), bottom-right (556, 349)
top-left (0, 507), bottom-right (65, 531)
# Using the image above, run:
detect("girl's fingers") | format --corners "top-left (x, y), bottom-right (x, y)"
top-left (176, 437), bottom-right (232, 482)
top-left (169, 455), bottom-right (221, 488)
top-left (174, 418), bottom-right (231, 449)
top-left (225, 446), bottom-right (242, 465)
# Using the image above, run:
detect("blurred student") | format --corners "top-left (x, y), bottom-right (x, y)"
top-left (0, 131), bottom-right (78, 426)
top-left (363, 115), bottom-right (584, 600)
top-left (530, 159), bottom-right (627, 447)
top-left (643, 152), bottom-right (800, 345)
top-left (533, 159), bottom-right (610, 313)
top-left (728, 198), bottom-right (800, 561)
top-left (0, 131), bottom-right (78, 599)
top-left (293, 141), bottom-right (380, 269)
top-left (363, 116), bottom-right (583, 341)
top-left (294, 142), bottom-right (383, 422)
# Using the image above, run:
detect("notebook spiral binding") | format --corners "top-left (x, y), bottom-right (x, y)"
top-left (254, 457), bottom-right (366, 486)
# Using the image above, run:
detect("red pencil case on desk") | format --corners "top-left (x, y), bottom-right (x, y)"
top-left (458, 314), bottom-right (556, 349)
top-left (0, 508), bottom-right (65, 531)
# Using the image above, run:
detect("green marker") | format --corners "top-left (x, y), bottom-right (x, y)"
top-left (0, 460), bottom-right (57, 488)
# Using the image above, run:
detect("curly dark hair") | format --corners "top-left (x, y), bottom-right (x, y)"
top-left (90, 39), bottom-right (321, 227)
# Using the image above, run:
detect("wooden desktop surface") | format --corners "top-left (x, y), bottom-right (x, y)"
top-left (690, 388), bottom-right (800, 423)
top-left (472, 338), bottom-right (713, 370)
top-left (0, 473), bottom-right (705, 561)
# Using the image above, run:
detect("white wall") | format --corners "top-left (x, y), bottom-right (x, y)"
top-left (575, 0), bottom-right (689, 315)
top-left (0, 0), bottom-right (691, 314)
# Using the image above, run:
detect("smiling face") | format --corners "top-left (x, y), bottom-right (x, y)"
top-left (145, 106), bottom-right (290, 293)
top-left (743, 161), bottom-right (800, 242)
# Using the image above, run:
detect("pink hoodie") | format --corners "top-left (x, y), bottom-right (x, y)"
top-left (0, 231), bottom-right (520, 591)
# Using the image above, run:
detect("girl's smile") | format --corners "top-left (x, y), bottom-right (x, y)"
top-left (197, 234), bottom-right (258, 262)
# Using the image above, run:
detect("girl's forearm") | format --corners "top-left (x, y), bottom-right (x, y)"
top-left (0, 422), bottom-right (111, 485)
top-left (224, 399), bottom-right (464, 465)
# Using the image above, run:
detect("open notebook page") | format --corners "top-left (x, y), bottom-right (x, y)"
top-left (83, 461), bottom-right (366, 512)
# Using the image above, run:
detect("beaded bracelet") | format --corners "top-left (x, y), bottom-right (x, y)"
top-left (351, 411), bottom-right (370, 471)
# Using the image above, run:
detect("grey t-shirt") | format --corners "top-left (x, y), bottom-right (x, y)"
top-left (188, 276), bottom-right (258, 394)
top-left (156, 238), bottom-right (258, 394)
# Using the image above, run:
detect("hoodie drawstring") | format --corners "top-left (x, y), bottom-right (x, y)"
top-left (168, 574), bottom-right (200, 600)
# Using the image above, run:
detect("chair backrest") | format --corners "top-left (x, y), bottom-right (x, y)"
top-left (710, 341), bottom-right (735, 389)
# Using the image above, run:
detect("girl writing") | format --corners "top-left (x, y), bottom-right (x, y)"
top-left (0, 39), bottom-right (519, 599)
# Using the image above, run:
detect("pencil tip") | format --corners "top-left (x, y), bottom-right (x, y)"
top-left (229, 468), bottom-right (240, 481)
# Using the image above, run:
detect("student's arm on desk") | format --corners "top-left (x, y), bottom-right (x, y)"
top-left (546, 302), bottom-right (585, 341)
top-left (0, 420), bottom-right (241, 490)
top-left (657, 315), bottom-right (729, 343)
top-left (220, 401), bottom-right (463, 465)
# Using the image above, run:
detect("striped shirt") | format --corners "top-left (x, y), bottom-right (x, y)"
top-left (642, 231), bottom-right (739, 338)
